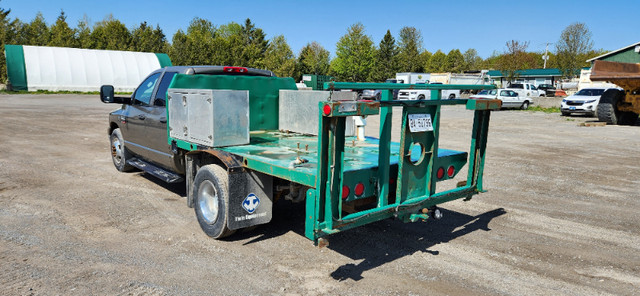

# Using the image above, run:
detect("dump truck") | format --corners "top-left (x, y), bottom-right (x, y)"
top-left (100, 66), bottom-right (500, 245)
top-left (591, 60), bottom-right (640, 125)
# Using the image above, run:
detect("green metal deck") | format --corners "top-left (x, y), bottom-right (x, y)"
top-left (219, 131), bottom-right (466, 188)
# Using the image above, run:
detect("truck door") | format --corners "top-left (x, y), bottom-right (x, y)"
top-left (125, 72), bottom-right (161, 158)
top-left (145, 71), bottom-right (179, 171)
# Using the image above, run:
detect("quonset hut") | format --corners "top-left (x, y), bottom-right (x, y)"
top-left (4, 45), bottom-right (172, 92)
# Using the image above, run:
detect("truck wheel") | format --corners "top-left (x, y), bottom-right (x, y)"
top-left (620, 112), bottom-right (639, 125)
top-left (521, 101), bottom-right (529, 110)
top-left (110, 128), bottom-right (134, 172)
top-left (597, 89), bottom-right (624, 124)
top-left (193, 164), bottom-right (235, 239)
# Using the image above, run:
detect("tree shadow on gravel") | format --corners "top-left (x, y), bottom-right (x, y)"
top-left (231, 202), bottom-right (506, 281)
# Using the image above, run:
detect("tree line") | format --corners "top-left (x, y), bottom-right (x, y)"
top-left (0, 6), bottom-right (605, 85)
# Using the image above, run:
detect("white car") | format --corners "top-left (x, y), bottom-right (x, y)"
top-left (561, 87), bottom-right (620, 116)
top-left (471, 89), bottom-right (531, 109)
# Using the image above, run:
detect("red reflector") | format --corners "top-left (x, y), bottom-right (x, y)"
top-left (223, 66), bottom-right (249, 73)
top-left (354, 183), bottom-right (365, 196)
top-left (437, 167), bottom-right (445, 179)
top-left (342, 185), bottom-right (350, 199)
top-left (323, 104), bottom-right (332, 116)
top-left (447, 165), bottom-right (455, 177)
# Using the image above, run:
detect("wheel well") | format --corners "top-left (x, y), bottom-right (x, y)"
top-left (108, 122), bottom-right (119, 135)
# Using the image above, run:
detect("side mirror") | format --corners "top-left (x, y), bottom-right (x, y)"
top-left (100, 85), bottom-right (115, 103)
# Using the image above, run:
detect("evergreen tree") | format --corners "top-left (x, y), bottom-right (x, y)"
top-left (295, 41), bottom-right (330, 81)
top-left (444, 49), bottom-right (465, 73)
top-left (131, 22), bottom-right (167, 52)
top-left (24, 12), bottom-right (50, 45)
top-left (90, 15), bottom-right (132, 50)
top-left (330, 23), bottom-right (375, 82)
top-left (238, 18), bottom-right (268, 68)
top-left (369, 29), bottom-right (398, 82)
top-left (49, 10), bottom-right (77, 47)
top-left (425, 50), bottom-right (446, 72)
top-left (76, 15), bottom-right (92, 48)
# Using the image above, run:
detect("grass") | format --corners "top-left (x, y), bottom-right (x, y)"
top-left (526, 105), bottom-right (561, 113)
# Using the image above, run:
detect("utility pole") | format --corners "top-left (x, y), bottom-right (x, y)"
top-left (542, 43), bottom-right (551, 69)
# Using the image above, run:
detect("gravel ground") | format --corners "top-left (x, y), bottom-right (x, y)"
top-left (1, 94), bottom-right (639, 295)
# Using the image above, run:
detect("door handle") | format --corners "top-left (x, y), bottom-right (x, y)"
top-left (138, 114), bottom-right (146, 120)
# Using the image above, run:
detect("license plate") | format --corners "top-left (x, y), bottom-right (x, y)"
top-left (408, 114), bottom-right (433, 132)
top-left (570, 107), bottom-right (576, 110)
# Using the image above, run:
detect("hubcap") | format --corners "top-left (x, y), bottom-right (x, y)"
top-left (198, 180), bottom-right (219, 224)
top-left (111, 137), bottom-right (123, 165)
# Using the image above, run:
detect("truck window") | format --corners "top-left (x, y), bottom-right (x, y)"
top-left (133, 73), bottom-right (161, 105)
top-left (154, 72), bottom-right (178, 104)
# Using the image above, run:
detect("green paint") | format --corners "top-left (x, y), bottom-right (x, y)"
top-left (602, 47), bottom-right (640, 64)
top-left (168, 74), bottom-right (297, 130)
top-left (154, 53), bottom-right (173, 67)
top-left (4, 45), bottom-right (27, 91)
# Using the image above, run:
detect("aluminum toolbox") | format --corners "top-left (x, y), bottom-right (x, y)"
top-left (279, 90), bottom-right (357, 136)
top-left (168, 88), bottom-right (249, 147)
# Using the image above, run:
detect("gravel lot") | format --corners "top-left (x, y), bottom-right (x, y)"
top-left (1, 94), bottom-right (639, 295)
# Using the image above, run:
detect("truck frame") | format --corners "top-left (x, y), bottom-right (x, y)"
top-left (102, 71), bottom-right (500, 245)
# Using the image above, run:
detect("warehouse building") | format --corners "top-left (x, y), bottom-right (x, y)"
top-left (4, 45), bottom-right (171, 92)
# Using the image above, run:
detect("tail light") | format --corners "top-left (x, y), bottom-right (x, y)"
top-left (447, 165), bottom-right (455, 178)
top-left (436, 167), bottom-right (445, 179)
top-left (223, 66), bottom-right (248, 73)
top-left (323, 104), bottom-right (332, 116)
top-left (354, 183), bottom-right (365, 196)
top-left (342, 185), bottom-right (350, 199)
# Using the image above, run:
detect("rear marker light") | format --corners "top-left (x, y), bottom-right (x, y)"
top-left (223, 66), bottom-right (248, 73)
top-left (354, 183), bottom-right (365, 196)
top-left (342, 185), bottom-right (350, 199)
top-left (437, 167), bottom-right (445, 179)
top-left (447, 165), bottom-right (455, 178)
top-left (323, 104), bottom-right (332, 116)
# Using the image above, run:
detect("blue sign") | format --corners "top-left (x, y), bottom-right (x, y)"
top-left (242, 193), bottom-right (260, 214)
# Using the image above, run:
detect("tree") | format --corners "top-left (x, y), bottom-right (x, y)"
top-left (463, 48), bottom-right (483, 71)
top-left (425, 50), bottom-right (446, 72)
top-left (444, 49), bottom-right (465, 73)
top-left (397, 26), bottom-right (423, 72)
top-left (369, 29), bottom-right (398, 82)
top-left (295, 41), bottom-right (330, 81)
top-left (49, 10), bottom-right (76, 47)
top-left (237, 18), bottom-right (268, 68)
top-left (496, 40), bottom-right (535, 82)
top-left (23, 12), bottom-right (50, 45)
top-left (0, 4), bottom-right (17, 83)
top-left (168, 17), bottom-right (216, 65)
top-left (262, 35), bottom-right (295, 77)
top-left (76, 15), bottom-right (92, 48)
top-left (131, 22), bottom-right (167, 53)
top-left (330, 23), bottom-right (375, 82)
top-left (555, 22), bottom-right (593, 78)
top-left (90, 15), bottom-right (132, 50)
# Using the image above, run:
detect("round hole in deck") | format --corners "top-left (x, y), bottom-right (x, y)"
top-left (408, 142), bottom-right (426, 166)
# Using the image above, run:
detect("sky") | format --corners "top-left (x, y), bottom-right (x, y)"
top-left (2, 0), bottom-right (639, 59)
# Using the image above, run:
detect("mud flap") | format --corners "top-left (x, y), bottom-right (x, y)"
top-left (227, 170), bottom-right (273, 230)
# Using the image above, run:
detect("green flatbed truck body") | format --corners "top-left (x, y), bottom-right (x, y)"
top-left (167, 75), bottom-right (499, 243)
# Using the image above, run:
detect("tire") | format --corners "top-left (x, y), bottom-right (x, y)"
top-left (193, 164), bottom-right (235, 239)
top-left (596, 89), bottom-right (634, 125)
top-left (620, 112), bottom-right (639, 125)
top-left (520, 101), bottom-right (529, 110)
top-left (561, 111), bottom-right (570, 116)
top-left (110, 128), bottom-right (134, 172)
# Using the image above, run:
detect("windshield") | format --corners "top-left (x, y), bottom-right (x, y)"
top-left (575, 89), bottom-right (605, 96)
top-left (478, 89), bottom-right (497, 95)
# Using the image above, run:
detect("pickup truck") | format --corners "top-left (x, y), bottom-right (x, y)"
top-left (506, 83), bottom-right (544, 98)
top-left (101, 66), bottom-right (500, 244)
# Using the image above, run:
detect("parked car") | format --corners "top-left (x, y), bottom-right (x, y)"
top-left (537, 84), bottom-right (556, 97)
top-left (560, 87), bottom-right (621, 116)
top-left (470, 89), bottom-right (531, 109)
top-left (360, 89), bottom-right (381, 100)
